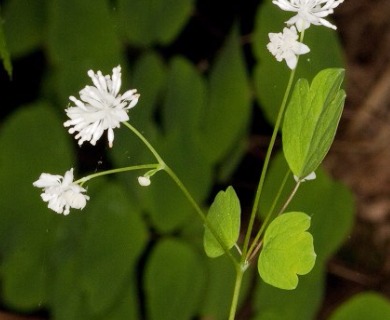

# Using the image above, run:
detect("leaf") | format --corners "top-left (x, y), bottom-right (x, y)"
top-left (162, 56), bottom-right (206, 135)
top-left (81, 182), bottom-right (148, 315)
top-left (47, 0), bottom-right (123, 102)
top-left (282, 68), bottom-right (346, 179)
top-left (0, 103), bottom-right (73, 310)
top-left (328, 292), bottom-right (390, 320)
top-left (118, 0), bottom-right (193, 47)
top-left (258, 212), bottom-right (316, 290)
top-left (145, 238), bottom-right (205, 320)
top-left (200, 27), bottom-right (251, 163)
top-left (200, 255), bottom-right (251, 320)
top-left (254, 153), bottom-right (354, 319)
top-left (0, 7), bottom-right (12, 76)
top-left (131, 52), bottom-right (166, 127)
top-left (204, 186), bottom-right (241, 258)
top-left (144, 131), bottom-right (213, 233)
top-left (2, 0), bottom-right (47, 59)
top-left (253, 264), bottom-right (325, 320)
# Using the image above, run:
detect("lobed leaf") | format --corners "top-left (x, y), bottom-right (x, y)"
top-left (258, 212), bottom-right (316, 290)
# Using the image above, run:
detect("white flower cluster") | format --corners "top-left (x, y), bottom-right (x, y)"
top-left (267, 0), bottom-right (344, 69)
top-left (34, 66), bottom-right (141, 215)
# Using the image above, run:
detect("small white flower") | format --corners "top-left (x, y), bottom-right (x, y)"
top-left (272, 0), bottom-right (344, 31)
top-left (33, 168), bottom-right (89, 215)
top-left (138, 176), bottom-right (151, 187)
top-left (294, 171), bottom-right (317, 182)
top-left (64, 65), bottom-right (140, 148)
top-left (267, 26), bottom-right (310, 69)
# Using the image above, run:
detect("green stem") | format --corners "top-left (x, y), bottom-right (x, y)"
top-left (76, 163), bottom-right (160, 185)
top-left (164, 166), bottom-right (239, 265)
top-left (242, 30), bottom-right (306, 261)
top-left (277, 180), bottom-right (301, 216)
top-left (242, 67), bottom-right (297, 260)
top-left (123, 122), bottom-right (165, 165)
top-left (246, 169), bottom-right (290, 262)
top-left (228, 265), bottom-right (245, 320)
top-left (124, 121), bottom-right (239, 266)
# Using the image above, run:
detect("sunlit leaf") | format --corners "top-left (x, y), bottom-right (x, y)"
top-left (283, 69), bottom-right (345, 179)
top-left (258, 212), bottom-right (316, 290)
top-left (254, 153), bottom-right (354, 319)
top-left (204, 186), bottom-right (241, 258)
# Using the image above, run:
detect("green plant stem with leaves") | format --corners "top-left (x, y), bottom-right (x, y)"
top-left (122, 121), bottom-right (241, 267)
top-left (226, 68), bottom-right (297, 320)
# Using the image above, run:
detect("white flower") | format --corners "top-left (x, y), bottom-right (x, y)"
top-left (267, 26), bottom-right (310, 69)
top-left (64, 65), bottom-right (140, 148)
top-left (272, 0), bottom-right (344, 31)
top-left (33, 168), bottom-right (89, 215)
top-left (138, 176), bottom-right (151, 187)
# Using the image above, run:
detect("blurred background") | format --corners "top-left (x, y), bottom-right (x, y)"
top-left (1, 0), bottom-right (390, 319)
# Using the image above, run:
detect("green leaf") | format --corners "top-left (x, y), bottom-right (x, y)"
top-left (131, 52), bottom-right (167, 127)
top-left (145, 238), bottom-right (205, 320)
top-left (329, 292), bottom-right (390, 320)
top-left (200, 255), bottom-right (251, 320)
top-left (144, 131), bottom-right (213, 233)
top-left (81, 182), bottom-right (148, 315)
top-left (0, 103), bottom-right (73, 310)
top-left (47, 0), bottom-right (123, 102)
top-left (3, 0), bottom-right (47, 58)
top-left (200, 27), bottom-right (251, 163)
top-left (162, 56), bottom-right (206, 135)
top-left (204, 186), bottom-right (241, 258)
top-left (253, 264), bottom-right (325, 320)
top-left (258, 212), bottom-right (316, 290)
top-left (118, 0), bottom-right (193, 47)
top-left (0, 7), bottom-right (12, 76)
top-left (282, 68), bottom-right (346, 179)
top-left (254, 153), bottom-right (354, 319)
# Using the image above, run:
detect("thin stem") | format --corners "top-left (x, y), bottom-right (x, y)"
top-left (164, 166), bottom-right (239, 266)
top-left (242, 30), bottom-right (306, 261)
top-left (124, 121), bottom-right (239, 266)
top-left (277, 180), bottom-right (301, 216)
top-left (228, 266), bottom-right (244, 320)
top-left (242, 68), bottom-right (297, 260)
top-left (246, 169), bottom-right (290, 262)
top-left (76, 164), bottom-right (160, 185)
top-left (123, 121), bottom-right (165, 165)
